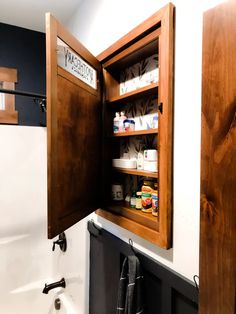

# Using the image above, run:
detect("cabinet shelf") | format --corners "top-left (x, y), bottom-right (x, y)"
top-left (107, 82), bottom-right (158, 104)
top-left (112, 128), bottom-right (158, 137)
top-left (106, 203), bottom-right (158, 231)
top-left (102, 29), bottom-right (160, 71)
top-left (113, 167), bottom-right (158, 178)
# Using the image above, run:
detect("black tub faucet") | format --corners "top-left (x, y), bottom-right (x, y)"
top-left (42, 278), bottom-right (66, 294)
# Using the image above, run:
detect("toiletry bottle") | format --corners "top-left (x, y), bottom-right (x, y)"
top-left (135, 192), bottom-right (142, 210)
top-left (130, 191), bottom-right (136, 208)
top-left (137, 152), bottom-right (144, 170)
top-left (113, 112), bottom-right (120, 133)
top-left (119, 111), bottom-right (127, 132)
top-left (153, 113), bottom-right (158, 129)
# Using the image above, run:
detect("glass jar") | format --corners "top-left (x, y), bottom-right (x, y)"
top-left (141, 180), bottom-right (154, 213)
top-left (152, 183), bottom-right (158, 217)
top-left (135, 191), bottom-right (142, 210)
top-left (130, 191), bottom-right (136, 208)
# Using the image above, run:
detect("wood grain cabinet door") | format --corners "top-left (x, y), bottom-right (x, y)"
top-left (46, 14), bottom-right (102, 239)
top-left (200, 1), bottom-right (236, 313)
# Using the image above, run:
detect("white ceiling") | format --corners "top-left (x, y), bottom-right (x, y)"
top-left (0, 0), bottom-right (82, 33)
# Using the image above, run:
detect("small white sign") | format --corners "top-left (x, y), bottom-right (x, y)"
top-left (57, 38), bottom-right (97, 89)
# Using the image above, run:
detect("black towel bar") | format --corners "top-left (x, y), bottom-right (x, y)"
top-left (0, 88), bottom-right (46, 99)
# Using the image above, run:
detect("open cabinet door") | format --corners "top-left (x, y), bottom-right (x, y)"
top-left (46, 14), bottom-right (102, 239)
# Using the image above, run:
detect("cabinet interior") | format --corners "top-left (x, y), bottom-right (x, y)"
top-left (98, 27), bottom-right (164, 242)
top-left (103, 36), bottom-right (159, 230)
top-left (96, 4), bottom-right (174, 249)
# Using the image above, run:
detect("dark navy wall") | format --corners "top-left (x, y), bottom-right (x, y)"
top-left (0, 23), bottom-right (46, 126)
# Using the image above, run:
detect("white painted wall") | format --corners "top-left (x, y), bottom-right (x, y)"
top-left (66, 0), bottom-right (218, 282)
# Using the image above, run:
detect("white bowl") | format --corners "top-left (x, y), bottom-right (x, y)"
top-left (112, 158), bottom-right (137, 169)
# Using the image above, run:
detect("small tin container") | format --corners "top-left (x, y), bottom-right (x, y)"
top-left (123, 119), bottom-right (135, 131)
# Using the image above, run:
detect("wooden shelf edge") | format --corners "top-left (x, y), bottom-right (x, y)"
top-left (112, 128), bottom-right (158, 137)
top-left (107, 203), bottom-right (158, 231)
top-left (107, 82), bottom-right (158, 103)
top-left (96, 208), bottom-right (170, 249)
top-left (113, 167), bottom-right (158, 178)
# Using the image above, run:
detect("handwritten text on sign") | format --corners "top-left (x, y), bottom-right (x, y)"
top-left (57, 38), bottom-right (97, 89)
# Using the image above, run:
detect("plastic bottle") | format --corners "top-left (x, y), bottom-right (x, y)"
top-left (137, 152), bottom-right (144, 170)
top-left (152, 114), bottom-right (158, 129)
top-left (135, 192), bottom-right (142, 210)
top-left (130, 191), bottom-right (136, 208)
top-left (113, 112), bottom-right (120, 133)
top-left (119, 111), bottom-right (127, 132)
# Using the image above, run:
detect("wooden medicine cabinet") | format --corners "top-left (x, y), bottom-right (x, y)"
top-left (46, 3), bottom-right (174, 249)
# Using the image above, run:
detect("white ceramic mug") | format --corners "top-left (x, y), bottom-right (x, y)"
top-left (144, 149), bottom-right (157, 161)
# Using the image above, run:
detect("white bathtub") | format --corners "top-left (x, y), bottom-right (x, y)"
top-left (48, 291), bottom-right (78, 314)
top-left (9, 278), bottom-right (78, 314)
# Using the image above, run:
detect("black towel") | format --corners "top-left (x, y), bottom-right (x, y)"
top-left (116, 255), bottom-right (145, 314)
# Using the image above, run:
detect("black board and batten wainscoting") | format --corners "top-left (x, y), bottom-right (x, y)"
top-left (88, 221), bottom-right (198, 314)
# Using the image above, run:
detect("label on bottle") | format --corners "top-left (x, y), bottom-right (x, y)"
top-left (130, 196), bottom-right (136, 208)
top-left (113, 121), bottom-right (119, 133)
top-left (137, 152), bottom-right (144, 170)
top-left (141, 190), bottom-right (152, 212)
top-left (152, 191), bottom-right (158, 216)
top-left (135, 197), bottom-right (142, 210)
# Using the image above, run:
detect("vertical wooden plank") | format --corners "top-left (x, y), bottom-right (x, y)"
top-left (200, 1), bottom-right (236, 313)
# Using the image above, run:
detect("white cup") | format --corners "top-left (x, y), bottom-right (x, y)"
top-left (144, 149), bottom-right (157, 161)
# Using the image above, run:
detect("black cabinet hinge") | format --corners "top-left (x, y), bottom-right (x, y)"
top-left (87, 220), bottom-right (102, 237)
top-left (158, 102), bottom-right (163, 114)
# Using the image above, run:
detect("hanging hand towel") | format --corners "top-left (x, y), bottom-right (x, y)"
top-left (116, 255), bottom-right (145, 314)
